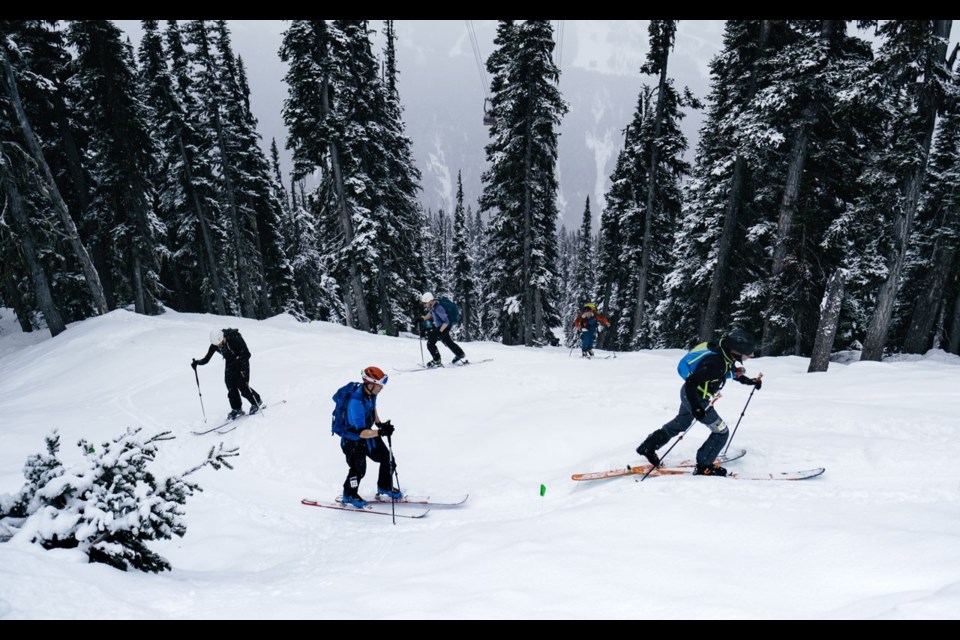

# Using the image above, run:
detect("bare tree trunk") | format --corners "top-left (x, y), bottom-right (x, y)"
top-left (599, 220), bottom-right (616, 319)
top-left (948, 283), bottom-right (960, 354)
top-left (376, 254), bottom-right (394, 335)
top-left (130, 198), bottom-right (160, 316)
top-left (903, 204), bottom-right (959, 353)
top-left (522, 104), bottom-right (534, 347)
top-left (1, 161), bottom-right (66, 336)
top-left (320, 74), bottom-right (370, 331)
top-left (700, 20), bottom-right (771, 341)
top-left (340, 284), bottom-right (355, 328)
top-left (462, 297), bottom-right (472, 342)
top-left (248, 213), bottom-right (272, 317)
top-left (175, 133), bottom-right (227, 315)
top-left (762, 105), bottom-right (813, 354)
top-left (534, 288), bottom-right (544, 343)
top-left (633, 42), bottom-right (672, 347)
top-left (53, 104), bottom-right (90, 215)
top-left (808, 268), bottom-right (845, 372)
top-left (3, 270), bottom-right (34, 332)
top-left (131, 249), bottom-right (146, 314)
top-left (211, 108), bottom-right (256, 318)
top-left (0, 45), bottom-right (108, 315)
top-left (861, 19), bottom-right (952, 360)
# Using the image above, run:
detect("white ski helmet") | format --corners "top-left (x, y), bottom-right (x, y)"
top-left (420, 291), bottom-right (435, 304)
top-left (210, 328), bottom-right (224, 345)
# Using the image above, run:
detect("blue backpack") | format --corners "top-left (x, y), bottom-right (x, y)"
top-left (438, 296), bottom-right (461, 326)
top-left (331, 382), bottom-right (362, 438)
top-left (677, 342), bottom-right (715, 379)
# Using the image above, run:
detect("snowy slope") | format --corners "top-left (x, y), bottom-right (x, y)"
top-left (1, 309), bottom-right (959, 619)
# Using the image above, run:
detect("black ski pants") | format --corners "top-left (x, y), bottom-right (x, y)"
top-left (341, 438), bottom-right (395, 497)
top-left (225, 363), bottom-right (261, 411)
top-left (427, 327), bottom-right (465, 362)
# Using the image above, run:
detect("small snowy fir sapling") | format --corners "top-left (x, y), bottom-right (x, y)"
top-left (0, 427), bottom-right (238, 572)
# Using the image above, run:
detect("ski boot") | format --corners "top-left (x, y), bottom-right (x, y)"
top-left (226, 408), bottom-right (244, 421)
top-left (341, 493), bottom-right (367, 508)
top-left (692, 464), bottom-right (728, 477)
top-left (376, 486), bottom-right (404, 500)
top-left (635, 429), bottom-right (670, 467)
top-left (426, 359), bottom-right (443, 368)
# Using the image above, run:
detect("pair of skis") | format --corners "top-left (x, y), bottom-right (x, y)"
top-left (572, 449), bottom-right (825, 482)
top-left (395, 358), bottom-right (493, 373)
top-left (190, 400), bottom-right (287, 436)
top-left (301, 494), bottom-right (469, 519)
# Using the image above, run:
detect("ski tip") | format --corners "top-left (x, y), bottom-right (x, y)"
top-left (727, 467), bottom-right (826, 481)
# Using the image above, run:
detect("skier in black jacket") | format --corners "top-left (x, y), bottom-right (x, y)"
top-left (192, 328), bottom-right (262, 420)
top-left (635, 329), bottom-right (763, 476)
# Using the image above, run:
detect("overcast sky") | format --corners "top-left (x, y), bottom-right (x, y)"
top-left (114, 20), bottom-right (724, 170)
top-left (116, 20), bottom-right (724, 223)
top-left (114, 20), bottom-right (958, 227)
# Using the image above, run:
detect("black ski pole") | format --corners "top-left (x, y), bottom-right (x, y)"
top-left (640, 394), bottom-right (720, 482)
top-left (242, 369), bottom-right (265, 419)
top-left (194, 366), bottom-right (207, 423)
top-left (419, 321), bottom-right (425, 366)
top-left (386, 433), bottom-right (401, 525)
top-left (722, 375), bottom-right (761, 456)
top-left (604, 328), bottom-right (617, 359)
top-left (569, 330), bottom-right (581, 357)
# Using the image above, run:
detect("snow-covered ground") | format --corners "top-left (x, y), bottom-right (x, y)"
top-left (1, 308), bottom-right (959, 619)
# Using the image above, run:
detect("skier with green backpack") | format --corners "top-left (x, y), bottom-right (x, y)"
top-left (420, 291), bottom-right (467, 368)
top-left (635, 329), bottom-right (763, 476)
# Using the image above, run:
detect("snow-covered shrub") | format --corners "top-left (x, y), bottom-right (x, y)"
top-left (0, 427), bottom-right (237, 572)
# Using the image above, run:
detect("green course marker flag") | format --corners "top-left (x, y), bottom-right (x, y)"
top-left (540, 484), bottom-right (546, 497)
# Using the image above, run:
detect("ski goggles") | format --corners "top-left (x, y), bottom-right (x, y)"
top-left (362, 372), bottom-right (389, 386)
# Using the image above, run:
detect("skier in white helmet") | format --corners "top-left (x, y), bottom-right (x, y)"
top-left (192, 328), bottom-right (262, 420)
top-left (420, 292), bottom-right (466, 367)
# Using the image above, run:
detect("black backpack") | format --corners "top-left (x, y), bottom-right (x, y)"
top-left (222, 328), bottom-right (250, 360)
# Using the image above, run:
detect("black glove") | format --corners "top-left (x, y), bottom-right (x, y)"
top-left (191, 359), bottom-right (198, 370)
top-left (692, 405), bottom-right (706, 421)
top-left (377, 420), bottom-right (395, 437)
top-left (752, 378), bottom-right (762, 390)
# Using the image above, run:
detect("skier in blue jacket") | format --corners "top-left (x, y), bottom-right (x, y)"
top-left (420, 292), bottom-right (466, 367)
top-left (635, 329), bottom-right (763, 476)
top-left (339, 366), bottom-right (402, 508)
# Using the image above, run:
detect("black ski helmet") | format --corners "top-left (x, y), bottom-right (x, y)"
top-left (723, 329), bottom-right (756, 357)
